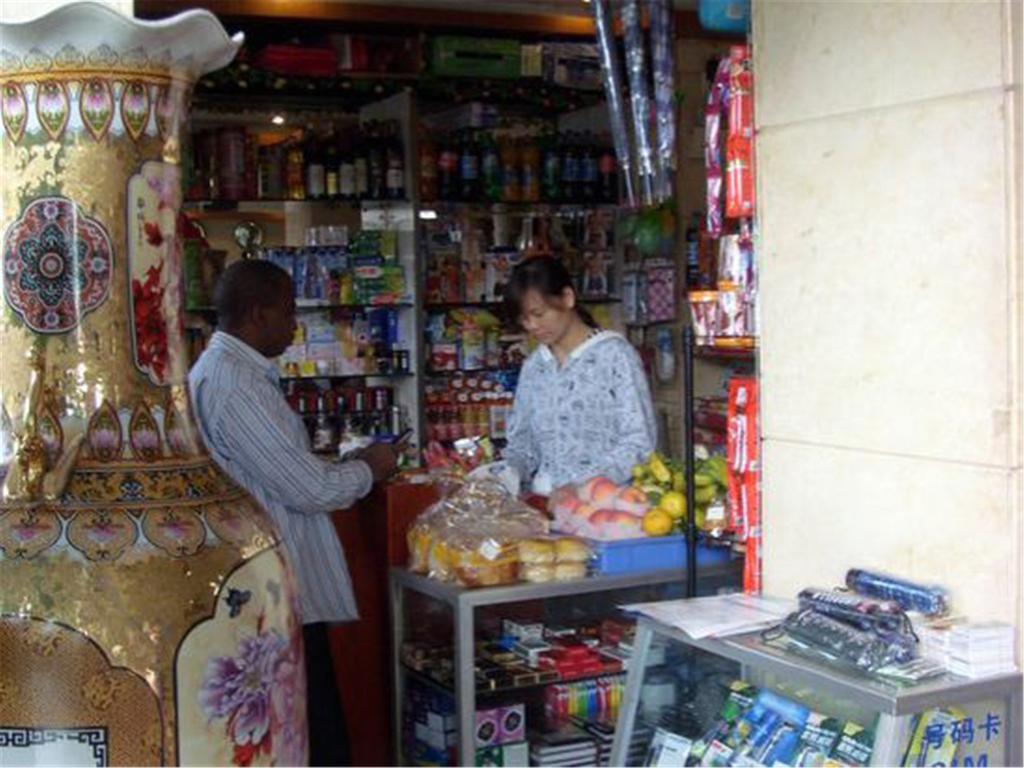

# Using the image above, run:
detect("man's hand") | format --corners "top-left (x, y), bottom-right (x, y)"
top-left (357, 442), bottom-right (398, 484)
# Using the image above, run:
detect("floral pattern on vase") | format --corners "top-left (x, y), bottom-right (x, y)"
top-left (129, 401), bottom-right (161, 462)
top-left (35, 80), bottom-right (70, 140)
top-left (120, 80), bottom-right (150, 141)
top-left (66, 508), bottom-right (138, 561)
top-left (1, 82), bottom-right (27, 143)
top-left (3, 196), bottom-right (112, 334)
top-left (86, 399), bottom-right (123, 462)
top-left (79, 77), bottom-right (114, 141)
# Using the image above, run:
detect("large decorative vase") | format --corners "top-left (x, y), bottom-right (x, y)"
top-left (0, 4), bottom-right (307, 766)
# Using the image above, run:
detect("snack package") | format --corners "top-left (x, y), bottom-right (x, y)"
top-left (406, 477), bottom-right (549, 587)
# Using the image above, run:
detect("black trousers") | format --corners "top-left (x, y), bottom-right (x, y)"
top-left (303, 622), bottom-right (351, 767)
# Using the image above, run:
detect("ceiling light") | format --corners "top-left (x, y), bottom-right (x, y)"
top-left (271, 114), bottom-right (285, 125)
top-left (418, 209), bottom-right (438, 220)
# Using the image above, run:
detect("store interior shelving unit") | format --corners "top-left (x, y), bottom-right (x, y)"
top-left (610, 616), bottom-right (1023, 767)
top-left (389, 561), bottom-right (743, 766)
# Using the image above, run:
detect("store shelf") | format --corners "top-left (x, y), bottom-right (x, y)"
top-left (184, 197), bottom-right (411, 210)
top-left (425, 301), bottom-right (504, 311)
top-left (694, 342), bottom-right (757, 362)
top-left (425, 366), bottom-right (520, 377)
top-left (423, 200), bottom-right (619, 211)
top-left (634, 618), bottom-right (1022, 717)
top-left (281, 372), bottom-right (413, 382)
top-left (391, 564), bottom-right (738, 611)
top-left (186, 302), bottom-right (413, 314)
top-left (400, 661), bottom-right (627, 698)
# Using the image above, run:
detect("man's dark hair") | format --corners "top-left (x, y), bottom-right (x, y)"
top-left (214, 259), bottom-right (293, 329)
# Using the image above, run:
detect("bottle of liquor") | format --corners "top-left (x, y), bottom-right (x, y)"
top-left (458, 131), bottom-right (480, 201)
top-left (339, 127), bottom-right (356, 200)
top-left (367, 122), bottom-right (386, 200)
top-left (598, 142), bottom-right (618, 204)
top-left (438, 135), bottom-right (458, 201)
top-left (285, 136), bottom-right (305, 201)
top-left (480, 132), bottom-right (501, 203)
top-left (541, 132), bottom-right (561, 203)
top-left (500, 137), bottom-right (520, 203)
top-left (304, 126), bottom-right (326, 200)
top-left (385, 121), bottom-right (405, 200)
top-left (354, 127), bottom-right (369, 200)
top-left (419, 133), bottom-right (438, 202)
top-left (324, 126), bottom-right (340, 199)
top-left (579, 134), bottom-right (598, 202)
top-left (561, 132), bottom-right (579, 202)
top-left (520, 137), bottom-right (540, 203)
top-left (312, 394), bottom-right (336, 453)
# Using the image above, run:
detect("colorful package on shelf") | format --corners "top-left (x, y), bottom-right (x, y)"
top-left (485, 247), bottom-right (522, 303)
top-left (579, 251), bottom-right (613, 299)
top-left (727, 44), bottom-right (753, 141)
top-left (643, 259), bottom-right (676, 324)
top-left (704, 57), bottom-right (731, 237)
top-left (725, 136), bottom-right (756, 220)
top-left (543, 675), bottom-right (625, 727)
top-left (405, 477), bottom-right (549, 586)
top-left (726, 377), bottom-right (760, 592)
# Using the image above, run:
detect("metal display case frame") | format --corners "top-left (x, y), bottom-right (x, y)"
top-left (389, 562), bottom-right (742, 765)
top-left (610, 615), bottom-right (1023, 767)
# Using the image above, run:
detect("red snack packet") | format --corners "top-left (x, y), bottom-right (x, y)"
top-left (725, 137), bottom-right (755, 219)
top-left (728, 44), bottom-right (754, 141)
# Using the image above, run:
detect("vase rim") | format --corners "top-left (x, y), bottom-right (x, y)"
top-left (0, 1), bottom-right (244, 79)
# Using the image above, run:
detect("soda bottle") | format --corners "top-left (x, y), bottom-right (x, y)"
top-left (561, 132), bottom-right (579, 202)
top-left (541, 132), bottom-right (561, 203)
top-left (598, 142), bottom-right (618, 203)
top-left (419, 134), bottom-right (438, 202)
top-left (459, 131), bottom-right (480, 201)
top-left (520, 137), bottom-right (540, 203)
top-left (579, 134), bottom-right (598, 202)
top-left (438, 136), bottom-right (458, 201)
top-left (500, 137), bottom-right (520, 203)
top-left (480, 132), bottom-right (502, 203)
top-left (385, 121), bottom-right (405, 200)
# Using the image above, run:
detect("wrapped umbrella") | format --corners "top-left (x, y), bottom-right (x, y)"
top-left (648, 0), bottom-right (677, 203)
top-left (621, 0), bottom-right (656, 206)
top-left (591, 0), bottom-right (636, 208)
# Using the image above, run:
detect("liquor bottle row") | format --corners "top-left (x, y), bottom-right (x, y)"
top-left (187, 120), bottom-right (406, 203)
top-left (419, 130), bottom-right (619, 205)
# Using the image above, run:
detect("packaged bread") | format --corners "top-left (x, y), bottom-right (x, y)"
top-left (555, 537), bottom-right (590, 563)
top-left (518, 539), bottom-right (556, 564)
top-left (554, 562), bottom-right (588, 581)
top-left (519, 563), bottom-right (557, 583)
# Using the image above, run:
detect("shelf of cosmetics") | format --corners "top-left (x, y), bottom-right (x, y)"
top-left (277, 307), bottom-right (412, 380)
top-left (284, 381), bottom-right (405, 454)
top-left (418, 129), bottom-right (619, 205)
top-left (261, 230), bottom-right (406, 306)
top-left (185, 119), bottom-right (407, 204)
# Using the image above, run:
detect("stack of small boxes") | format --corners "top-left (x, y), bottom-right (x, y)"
top-left (403, 677), bottom-right (457, 766)
top-left (474, 704), bottom-right (527, 767)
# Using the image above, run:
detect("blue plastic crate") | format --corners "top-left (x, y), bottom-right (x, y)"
top-left (587, 535), bottom-right (732, 575)
top-left (698, 0), bottom-right (751, 34)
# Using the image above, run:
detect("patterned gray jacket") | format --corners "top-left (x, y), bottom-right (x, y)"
top-left (504, 331), bottom-right (657, 494)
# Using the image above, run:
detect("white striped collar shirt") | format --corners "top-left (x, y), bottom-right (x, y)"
top-left (189, 331), bottom-right (372, 623)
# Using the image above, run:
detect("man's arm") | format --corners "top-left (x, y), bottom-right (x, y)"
top-left (215, 387), bottom-right (377, 513)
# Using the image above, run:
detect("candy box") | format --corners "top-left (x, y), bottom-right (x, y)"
top-left (475, 708), bottom-right (501, 748)
top-left (499, 705), bottom-right (525, 745)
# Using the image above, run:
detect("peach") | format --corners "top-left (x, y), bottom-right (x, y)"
top-left (589, 479), bottom-right (620, 507)
top-left (614, 487), bottom-right (650, 515)
top-left (577, 477), bottom-right (604, 502)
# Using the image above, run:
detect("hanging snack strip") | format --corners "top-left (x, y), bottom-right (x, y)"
top-left (704, 58), bottom-right (730, 237)
top-left (725, 44), bottom-right (756, 219)
top-left (727, 377), bottom-right (761, 594)
top-left (648, 0), bottom-right (677, 204)
top-left (591, 0), bottom-right (636, 208)
top-left (621, 0), bottom-right (657, 206)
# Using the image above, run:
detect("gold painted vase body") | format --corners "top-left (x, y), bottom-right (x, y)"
top-left (0, 4), bottom-right (307, 766)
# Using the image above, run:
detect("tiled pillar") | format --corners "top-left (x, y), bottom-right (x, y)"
top-left (755, 0), bottom-right (1022, 652)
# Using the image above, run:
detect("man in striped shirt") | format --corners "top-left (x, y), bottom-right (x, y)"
top-left (189, 259), bottom-right (398, 766)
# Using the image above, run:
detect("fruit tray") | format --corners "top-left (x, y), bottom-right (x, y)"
top-left (587, 535), bottom-right (732, 575)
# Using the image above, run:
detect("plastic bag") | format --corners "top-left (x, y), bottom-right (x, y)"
top-left (406, 477), bottom-right (550, 587)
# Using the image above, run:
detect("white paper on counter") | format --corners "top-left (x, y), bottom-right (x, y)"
top-left (620, 593), bottom-right (795, 639)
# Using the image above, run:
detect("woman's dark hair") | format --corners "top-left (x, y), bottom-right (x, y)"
top-left (504, 256), bottom-right (597, 328)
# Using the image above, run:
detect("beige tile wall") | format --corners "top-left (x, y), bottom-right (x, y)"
top-left (755, 0), bottom-right (1022, 652)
